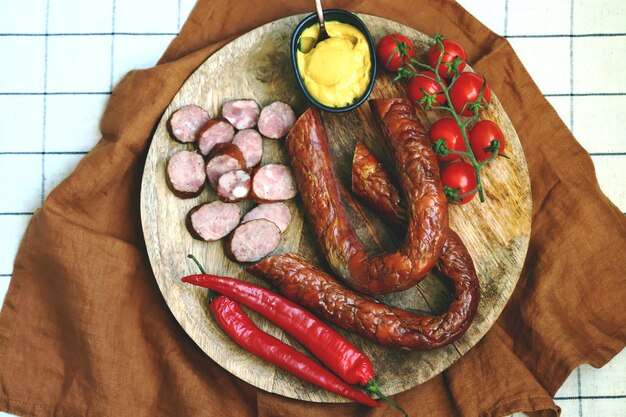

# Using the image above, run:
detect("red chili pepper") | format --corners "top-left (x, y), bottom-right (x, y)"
top-left (186, 255), bottom-right (379, 408)
top-left (210, 295), bottom-right (380, 407)
top-left (183, 255), bottom-right (408, 416)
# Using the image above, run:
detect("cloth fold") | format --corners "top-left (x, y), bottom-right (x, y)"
top-left (1, 0), bottom-right (625, 416)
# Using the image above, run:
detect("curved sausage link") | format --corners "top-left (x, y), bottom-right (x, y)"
top-left (248, 247), bottom-right (479, 349)
top-left (285, 100), bottom-right (448, 295)
top-left (352, 138), bottom-right (481, 345)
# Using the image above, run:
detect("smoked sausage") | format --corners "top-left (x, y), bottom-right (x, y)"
top-left (285, 100), bottom-right (448, 295)
top-left (226, 219), bottom-right (281, 262)
top-left (186, 201), bottom-right (241, 241)
top-left (216, 169), bottom-right (251, 203)
top-left (249, 164), bottom-right (298, 203)
top-left (205, 143), bottom-right (247, 188)
top-left (167, 104), bottom-right (210, 143)
top-left (222, 99), bottom-right (261, 130)
top-left (166, 150), bottom-right (206, 198)
top-left (248, 245), bottom-right (479, 349)
top-left (198, 117), bottom-right (235, 156)
top-left (242, 203), bottom-right (292, 233)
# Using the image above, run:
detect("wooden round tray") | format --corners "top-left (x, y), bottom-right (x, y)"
top-left (141, 13), bottom-right (532, 402)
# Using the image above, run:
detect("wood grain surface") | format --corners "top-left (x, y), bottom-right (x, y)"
top-left (140, 14), bottom-right (532, 402)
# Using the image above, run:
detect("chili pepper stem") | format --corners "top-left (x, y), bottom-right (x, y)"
top-left (365, 379), bottom-right (409, 417)
top-left (187, 254), bottom-right (220, 301)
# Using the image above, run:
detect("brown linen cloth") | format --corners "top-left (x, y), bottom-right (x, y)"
top-left (1, 0), bottom-right (625, 416)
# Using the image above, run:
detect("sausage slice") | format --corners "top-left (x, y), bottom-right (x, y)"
top-left (205, 144), bottom-right (247, 188)
top-left (166, 150), bottom-right (206, 198)
top-left (250, 164), bottom-right (298, 203)
top-left (258, 102), bottom-right (296, 139)
top-left (186, 201), bottom-right (241, 241)
top-left (197, 117), bottom-right (235, 155)
top-left (226, 219), bottom-right (281, 262)
top-left (216, 170), bottom-right (251, 203)
top-left (222, 99), bottom-right (261, 130)
top-left (167, 104), bottom-right (210, 143)
top-left (242, 203), bottom-right (292, 233)
top-left (232, 129), bottom-right (263, 168)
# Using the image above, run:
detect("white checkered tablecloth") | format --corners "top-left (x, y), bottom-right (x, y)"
top-left (0, 1), bottom-right (624, 416)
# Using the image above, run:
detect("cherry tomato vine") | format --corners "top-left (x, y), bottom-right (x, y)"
top-left (393, 34), bottom-right (506, 203)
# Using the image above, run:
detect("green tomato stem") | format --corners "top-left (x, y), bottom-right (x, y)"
top-left (430, 36), bottom-right (485, 203)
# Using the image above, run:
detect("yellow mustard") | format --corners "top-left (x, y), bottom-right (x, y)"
top-left (296, 21), bottom-right (371, 107)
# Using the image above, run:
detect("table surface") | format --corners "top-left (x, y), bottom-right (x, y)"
top-left (0, 1), bottom-right (624, 416)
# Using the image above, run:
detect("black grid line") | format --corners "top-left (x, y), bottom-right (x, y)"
top-left (0, 91), bottom-right (111, 95)
top-left (506, 33), bottom-right (626, 38)
top-left (2, 91), bottom-right (626, 97)
top-left (0, 32), bottom-right (179, 37)
top-left (41, 0), bottom-right (50, 206)
top-left (3, 32), bottom-right (626, 39)
top-left (504, 0), bottom-right (509, 37)
top-left (177, 0), bottom-right (182, 31)
top-left (0, 274), bottom-right (12, 278)
top-left (571, 3), bottom-right (580, 416)
top-left (545, 93), bottom-right (626, 97)
top-left (556, 395), bottom-right (626, 400)
top-left (570, 0), bottom-right (575, 135)
top-left (0, 212), bottom-right (34, 216)
top-left (0, 151), bottom-right (89, 155)
top-left (5, 150), bottom-right (621, 157)
top-left (110, 0), bottom-right (116, 91)
top-left (578, 367), bottom-right (583, 417)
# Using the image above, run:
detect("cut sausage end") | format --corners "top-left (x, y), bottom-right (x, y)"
top-left (217, 170), bottom-right (251, 202)
top-left (242, 203), bottom-right (292, 233)
top-left (186, 201), bottom-right (241, 241)
top-left (250, 164), bottom-right (298, 203)
top-left (205, 144), bottom-right (247, 188)
top-left (167, 104), bottom-right (210, 143)
top-left (232, 129), bottom-right (263, 168)
top-left (198, 118), bottom-right (235, 155)
top-left (222, 99), bottom-right (261, 130)
top-left (166, 150), bottom-right (206, 198)
top-left (258, 102), bottom-right (296, 139)
top-left (226, 219), bottom-right (281, 263)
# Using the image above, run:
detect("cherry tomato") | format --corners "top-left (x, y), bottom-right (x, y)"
top-left (428, 39), bottom-right (468, 78)
top-left (376, 33), bottom-right (415, 72)
top-left (440, 161), bottom-right (477, 204)
top-left (469, 120), bottom-right (506, 163)
top-left (449, 72), bottom-right (491, 116)
top-left (407, 71), bottom-right (447, 111)
top-left (428, 118), bottom-right (467, 162)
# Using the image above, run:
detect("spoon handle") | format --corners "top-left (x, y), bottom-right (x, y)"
top-left (315, 0), bottom-right (325, 30)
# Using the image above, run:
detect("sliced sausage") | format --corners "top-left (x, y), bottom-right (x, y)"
top-left (226, 219), bottom-right (281, 263)
top-left (216, 170), bottom-right (251, 203)
top-left (197, 117), bottom-right (235, 156)
top-left (250, 164), bottom-right (298, 203)
top-left (258, 102), bottom-right (296, 139)
top-left (205, 144), bottom-right (247, 188)
top-left (232, 129), bottom-right (263, 168)
top-left (166, 150), bottom-right (206, 198)
top-left (186, 201), bottom-right (241, 241)
top-left (222, 99), bottom-right (261, 130)
top-left (242, 203), bottom-right (292, 233)
top-left (167, 104), bottom-right (210, 143)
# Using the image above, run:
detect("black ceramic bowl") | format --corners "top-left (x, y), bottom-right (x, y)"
top-left (290, 10), bottom-right (377, 113)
